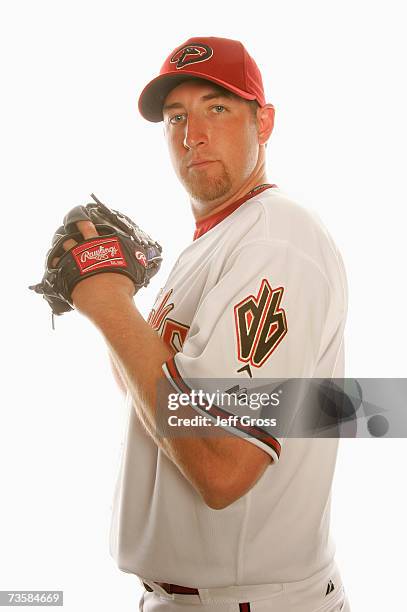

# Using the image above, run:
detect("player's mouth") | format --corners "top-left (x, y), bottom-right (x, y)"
top-left (187, 159), bottom-right (217, 169)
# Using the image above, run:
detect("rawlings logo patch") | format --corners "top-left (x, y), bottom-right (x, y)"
top-left (80, 245), bottom-right (118, 262)
top-left (234, 279), bottom-right (287, 368)
top-left (170, 43), bottom-right (213, 69)
top-left (72, 237), bottom-right (127, 274)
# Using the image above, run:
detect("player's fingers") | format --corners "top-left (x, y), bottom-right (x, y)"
top-left (50, 223), bottom-right (96, 269)
top-left (76, 220), bottom-right (98, 239)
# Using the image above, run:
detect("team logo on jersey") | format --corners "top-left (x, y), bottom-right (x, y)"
top-left (170, 43), bottom-right (213, 69)
top-left (234, 278), bottom-right (287, 368)
top-left (148, 289), bottom-right (190, 352)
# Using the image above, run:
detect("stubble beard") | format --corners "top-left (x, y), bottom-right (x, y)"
top-left (181, 161), bottom-right (233, 204)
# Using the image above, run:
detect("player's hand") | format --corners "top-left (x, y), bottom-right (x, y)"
top-left (51, 220), bottom-right (135, 314)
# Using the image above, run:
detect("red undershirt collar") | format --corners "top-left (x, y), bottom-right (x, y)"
top-left (193, 183), bottom-right (277, 241)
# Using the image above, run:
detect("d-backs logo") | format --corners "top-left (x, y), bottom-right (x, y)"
top-left (234, 279), bottom-right (288, 369)
top-left (170, 43), bottom-right (213, 69)
top-left (148, 289), bottom-right (189, 352)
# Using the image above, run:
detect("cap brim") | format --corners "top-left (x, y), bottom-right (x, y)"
top-left (138, 71), bottom-right (257, 123)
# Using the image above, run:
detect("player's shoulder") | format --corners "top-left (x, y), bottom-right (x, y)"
top-left (245, 187), bottom-right (343, 266)
top-left (249, 187), bottom-right (326, 239)
top-left (230, 188), bottom-right (347, 305)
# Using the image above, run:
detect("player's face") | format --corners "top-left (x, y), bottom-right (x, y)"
top-left (163, 80), bottom-right (260, 205)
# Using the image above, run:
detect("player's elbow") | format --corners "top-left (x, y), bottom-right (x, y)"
top-left (184, 438), bottom-right (272, 509)
top-left (200, 459), bottom-right (271, 510)
top-left (201, 482), bottom-right (244, 510)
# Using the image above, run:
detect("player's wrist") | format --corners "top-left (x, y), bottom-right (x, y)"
top-left (72, 273), bottom-right (135, 316)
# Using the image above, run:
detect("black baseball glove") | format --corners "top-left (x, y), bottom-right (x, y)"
top-left (29, 194), bottom-right (162, 318)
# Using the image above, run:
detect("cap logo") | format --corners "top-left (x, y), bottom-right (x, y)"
top-left (170, 43), bottom-right (213, 69)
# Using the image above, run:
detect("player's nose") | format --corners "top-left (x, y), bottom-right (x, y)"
top-left (183, 116), bottom-right (208, 150)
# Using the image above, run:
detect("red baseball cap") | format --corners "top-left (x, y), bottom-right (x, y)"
top-left (138, 36), bottom-right (267, 123)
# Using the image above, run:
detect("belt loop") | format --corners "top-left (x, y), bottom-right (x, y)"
top-left (197, 588), bottom-right (211, 604)
top-left (143, 581), bottom-right (175, 599)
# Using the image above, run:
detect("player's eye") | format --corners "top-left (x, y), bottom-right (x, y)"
top-left (212, 105), bottom-right (226, 113)
top-left (169, 113), bottom-right (186, 125)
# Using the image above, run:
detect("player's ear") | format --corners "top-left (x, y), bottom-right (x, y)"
top-left (256, 104), bottom-right (275, 145)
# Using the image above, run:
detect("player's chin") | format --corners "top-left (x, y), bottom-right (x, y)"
top-left (182, 172), bottom-right (232, 203)
top-left (187, 182), bottom-right (229, 203)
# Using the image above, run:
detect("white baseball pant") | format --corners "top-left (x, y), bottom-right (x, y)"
top-left (138, 560), bottom-right (350, 612)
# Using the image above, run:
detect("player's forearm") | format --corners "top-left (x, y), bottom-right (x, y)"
top-left (108, 351), bottom-right (128, 395)
top-left (79, 294), bottom-right (268, 508)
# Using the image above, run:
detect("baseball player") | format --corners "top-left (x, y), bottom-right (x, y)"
top-left (36, 37), bottom-right (350, 612)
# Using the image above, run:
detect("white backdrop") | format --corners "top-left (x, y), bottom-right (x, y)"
top-left (1, 1), bottom-right (406, 610)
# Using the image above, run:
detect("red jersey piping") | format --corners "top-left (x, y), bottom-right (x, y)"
top-left (193, 183), bottom-right (277, 241)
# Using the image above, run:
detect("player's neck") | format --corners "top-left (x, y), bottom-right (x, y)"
top-left (191, 169), bottom-right (269, 222)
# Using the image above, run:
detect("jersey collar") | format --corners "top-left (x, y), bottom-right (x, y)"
top-left (193, 183), bottom-right (277, 241)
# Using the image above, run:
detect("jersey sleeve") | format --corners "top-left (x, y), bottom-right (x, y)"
top-left (162, 240), bottom-right (331, 463)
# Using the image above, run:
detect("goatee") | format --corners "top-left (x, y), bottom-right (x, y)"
top-left (182, 163), bottom-right (232, 203)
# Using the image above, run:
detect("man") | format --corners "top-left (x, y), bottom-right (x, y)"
top-left (60, 37), bottom-right (350, 611)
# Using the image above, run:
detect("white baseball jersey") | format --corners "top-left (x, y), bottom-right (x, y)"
top-left (109, 184), bottom-right (348, 587)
